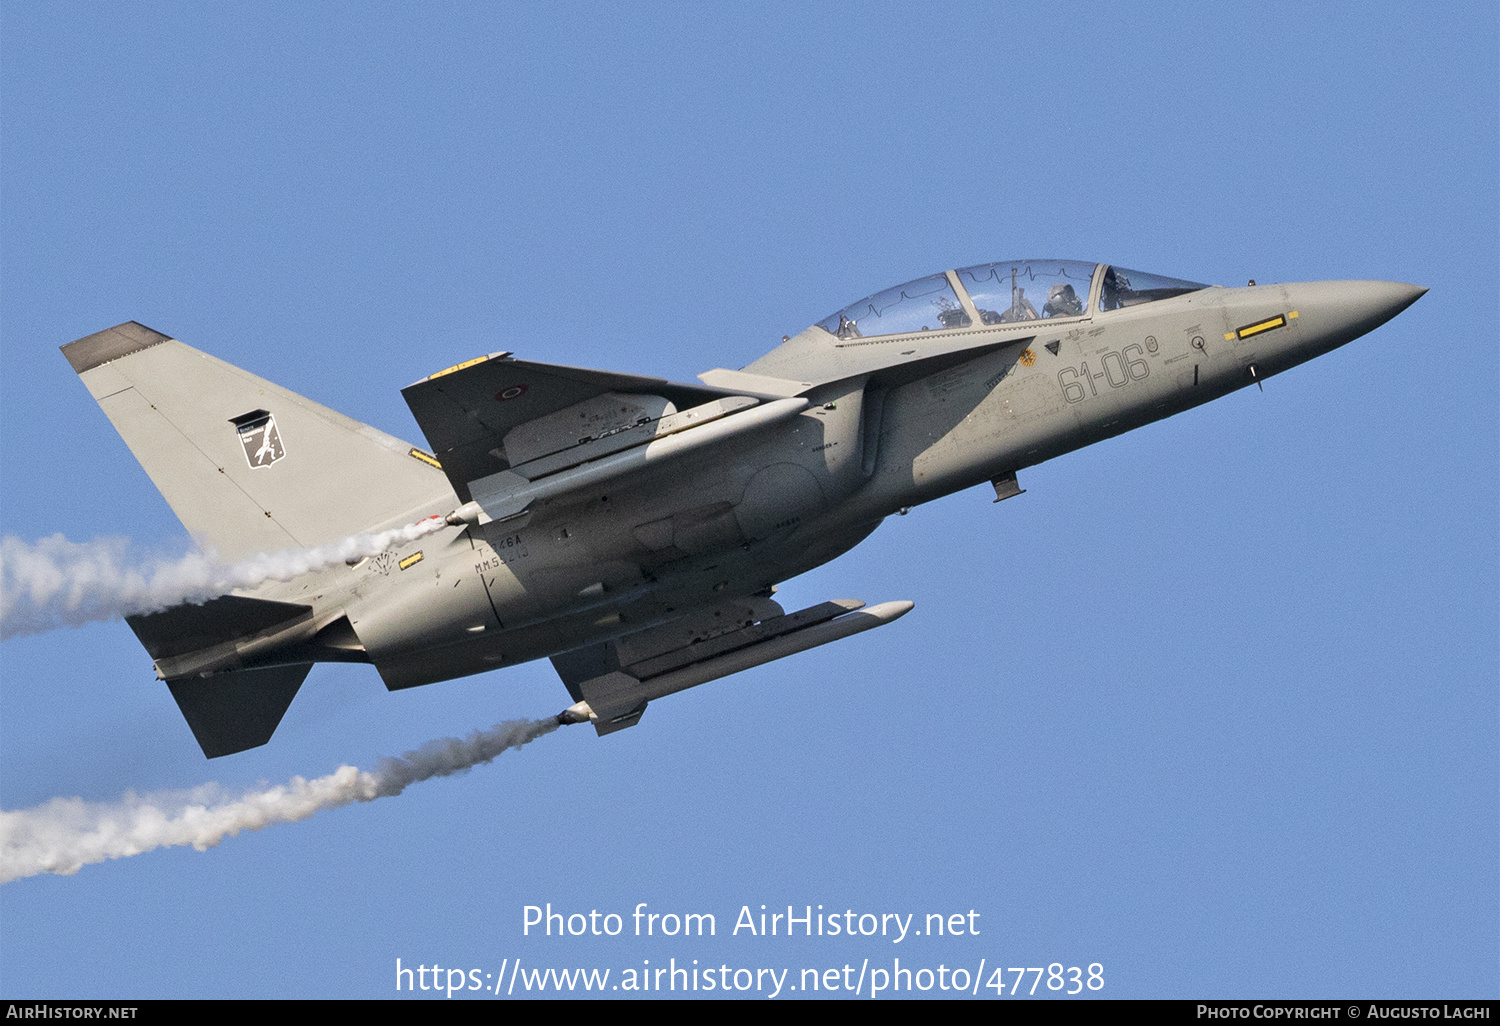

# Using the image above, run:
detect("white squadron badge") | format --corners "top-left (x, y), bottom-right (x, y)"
top-left (230, 409), bottom-right (286, 469)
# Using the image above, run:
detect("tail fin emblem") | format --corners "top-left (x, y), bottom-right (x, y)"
top-left (230, 410), bottom-right (286, 469)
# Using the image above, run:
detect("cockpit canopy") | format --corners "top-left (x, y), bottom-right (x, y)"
top-left (1097, 265), bottom-right (1207, 311)
top-left (817, 272), bottom-right (971, 339)
top-left (956, 260), bottom-right (1096, 325)
top-left (815, 261), bottom-right (1208, 340)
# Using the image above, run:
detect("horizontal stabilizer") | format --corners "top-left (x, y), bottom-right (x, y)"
top-left (402, 353), bottom-right (755, 502)
top-left (166, 663), bottom-right (312, 758)
top-left (127, 595), bottom-right (313, 661)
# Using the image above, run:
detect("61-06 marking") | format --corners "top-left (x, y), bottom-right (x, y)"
top-left (1058, 344), bottom-right (1150, 403)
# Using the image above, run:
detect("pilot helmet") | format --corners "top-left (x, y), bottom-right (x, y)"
top-left (1045, 282), bottom-right (1082, 316)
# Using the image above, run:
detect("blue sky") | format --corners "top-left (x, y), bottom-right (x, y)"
top-left (1, 1), bottom-right (1495, 999)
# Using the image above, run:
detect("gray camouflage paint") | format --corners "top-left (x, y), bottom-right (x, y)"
top-left (63, 267), bottom-right (1425, 753)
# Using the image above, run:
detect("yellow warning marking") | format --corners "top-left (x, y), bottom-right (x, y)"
top-left (1288, 310), bottom-right (1299, 319)
top-left (427, 355), bottom-right (490, 381)
top-left (1224, 332), bottom-right (1236, 341)
top-left (1236, 314), bottom-right (1287, 340)
top-left (399, 551), bottom-right (424, 571)
top-left (408, 447), bottom-right (443, 469)
top-left (1018, 348), bottom-right (1036, 367)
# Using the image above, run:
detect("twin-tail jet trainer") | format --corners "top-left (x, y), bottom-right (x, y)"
top-left (61, 261), bottom-right (1424, 756)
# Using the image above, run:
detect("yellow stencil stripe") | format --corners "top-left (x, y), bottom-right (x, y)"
top-left (1237, 315), bottom-right (1287, 340)
top-left (399, 552), bottom-right (424, 571)
top-left (408, 447), bottom-right (443, 469)
top-left (427, 355), bottom-right (490, 381)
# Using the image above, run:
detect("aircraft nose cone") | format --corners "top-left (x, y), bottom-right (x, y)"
top-left (1289, 280), bottom-right (1427, 350)
top-left (1351, 280), bottom-right (1428, 323)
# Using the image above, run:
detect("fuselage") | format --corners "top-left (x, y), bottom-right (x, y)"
top-left (245, 267), bottom-right (1425, 692)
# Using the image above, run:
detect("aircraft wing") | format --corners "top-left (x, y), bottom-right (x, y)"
top-left (401, 353), bottom-right (800, 518)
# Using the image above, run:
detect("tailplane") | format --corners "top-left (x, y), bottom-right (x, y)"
top-left (165, 664), bottom-right (312, 758)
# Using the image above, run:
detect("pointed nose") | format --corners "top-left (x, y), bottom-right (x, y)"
top-left (1338, 280), bottom-right (1428, 327)
top-left (1290, 280), bottom-right (1427, 349)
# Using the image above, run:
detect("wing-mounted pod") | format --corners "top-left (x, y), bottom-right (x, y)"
top-left (551, 596), bottom-right (914, 735)
top-left (401, 354), bottom-right (806, 524)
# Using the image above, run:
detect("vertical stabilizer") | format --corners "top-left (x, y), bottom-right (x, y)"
top-left (62, 322), bottom-right (452, 563)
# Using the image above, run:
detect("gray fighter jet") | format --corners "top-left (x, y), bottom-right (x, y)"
top-left (61, 261), bottom-right (1425, 756)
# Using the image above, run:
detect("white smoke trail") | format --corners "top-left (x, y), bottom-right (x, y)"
top-left (0, 716), bottom-right (561, 884)
top-left (0, 516), bottom-right (448, 640)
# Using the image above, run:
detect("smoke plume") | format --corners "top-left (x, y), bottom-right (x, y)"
top-left (0, 717), bottom-right (560, 884)
top-left (0, 517), bottom-right (448, 640)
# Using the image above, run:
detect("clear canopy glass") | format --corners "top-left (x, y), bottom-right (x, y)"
top-left (956, 260), bottom-right (1096, 324)
top-left (816, 273), bottom-right (969, 339)
top-left (810, 261), bottom-right (1212, 339)
top-left (1098, 266), bottom-right (1208, 311)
